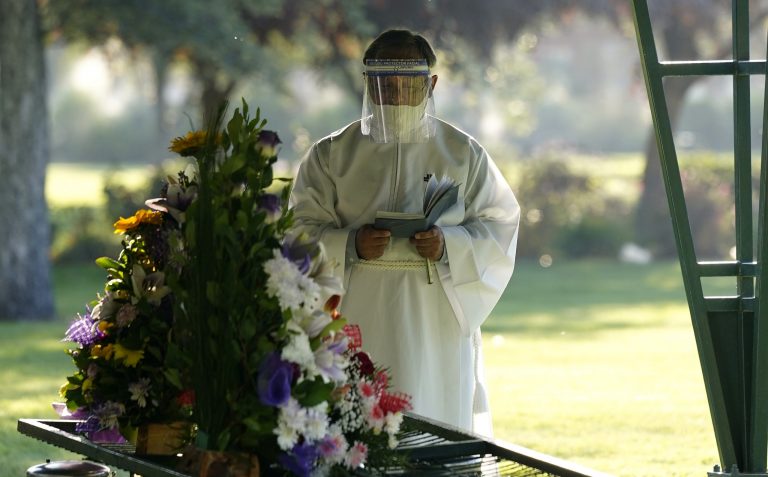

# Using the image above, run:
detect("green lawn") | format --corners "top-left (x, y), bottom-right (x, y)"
top-left (485, 259), bottom-right (720, 477)
top-left (2, 259), bottom-right (721, 476)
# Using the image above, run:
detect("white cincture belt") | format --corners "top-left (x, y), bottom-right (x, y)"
top-left (357, 259), bottom-right (437, 271)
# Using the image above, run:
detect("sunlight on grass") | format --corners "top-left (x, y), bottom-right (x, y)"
top-left (47, 163), bottom-right (156, 207)
top-left (485, 323), bottom-right (718, 477)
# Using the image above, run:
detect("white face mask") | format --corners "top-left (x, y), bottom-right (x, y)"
top-left (360, 59), bottom-right (437, 143)
top-left (369, 95), bottom-right (429, 143)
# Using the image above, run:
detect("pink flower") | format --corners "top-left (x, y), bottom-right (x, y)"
top-left (367, 404), bottom-right (385, 431)
top-left (318, 432), bottom-right (347, 464)
top-left (344, 441), bottom-right (368, 469)
top-left (358, 381), bottom-right (376, 399)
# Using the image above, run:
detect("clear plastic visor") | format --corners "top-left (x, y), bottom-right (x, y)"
top-left (361, 59), bottom-right (436, 143)
top-left (365, 74), bottom-right (431, 106)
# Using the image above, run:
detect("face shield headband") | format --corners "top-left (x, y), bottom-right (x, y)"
top-left (361, 59), bottom-right (437, 144)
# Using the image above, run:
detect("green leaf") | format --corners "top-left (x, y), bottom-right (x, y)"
top-left (296, 379), bottom-right (334, 407)
top-left (95, 256), bottom-right (121, 270)
top-left (206, 281), bottom-right (221, 306)
top-left (310, 318), bottom-right (348, 349)
top-left (163, 369), bottom-right (182, 389)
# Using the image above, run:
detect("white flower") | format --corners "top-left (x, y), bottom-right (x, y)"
top-left (275, 420), bottom-right (298, 451)
top-left (264, 250), bottom-right (324, 312)
top-left (264, 252), bottom-right (305, 310)
top-left (304, 402), bottom-right (329, 442)
top-left (128, 378), bottom-right (151, 408)
top-left (384, 411), bottom-right (404, 435)
top-left (293, 308), bottom-right (331, 339)
top-left (94, 401), bottom-right (125, 430)
top-left (281, 322), bottom-right (318, 378)
top-left (275, 398), bottom-right (307, 450)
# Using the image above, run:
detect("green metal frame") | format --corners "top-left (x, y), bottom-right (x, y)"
top-left (631, 0), bottom-right (768, 473)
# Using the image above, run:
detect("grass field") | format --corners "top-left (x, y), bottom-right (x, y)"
top-left (1, 259), bottom-right (721, 476)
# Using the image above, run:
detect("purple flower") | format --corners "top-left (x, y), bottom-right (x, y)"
top-left (278, 442), bottom-right (318, 477)
top-left (258, 352), bottom-right (294, 407)
top-left (75, 413), bottom-right (127, 444)
top-left (281, 235), bottom-right (320, 275)
top-left (315, 334), bottom-right (349, 383)
top-left (256, 130), bottom-right (282, 157)
top-left (64, 307), bottom-right (103, 346)
top-left (257, 194), bottom-right (281, 222)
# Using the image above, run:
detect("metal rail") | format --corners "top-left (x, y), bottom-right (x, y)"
top-left (18, 417), bottom-right (612, 477)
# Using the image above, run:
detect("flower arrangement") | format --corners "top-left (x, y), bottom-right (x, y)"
top-left (60, 190), bottom-right (191, 440)
top-left (172, 101), bottom-right (412, 475)
top-left (60, 100), bottom-right (412, 475)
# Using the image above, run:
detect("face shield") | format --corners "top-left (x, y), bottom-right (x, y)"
top-left (361, 59), bottom-right (437, 144)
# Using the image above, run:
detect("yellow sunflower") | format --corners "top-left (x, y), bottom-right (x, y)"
top-left (113, 209), bottom-right (164, 234)
top-left (169, 130), bottom-right (215, 156)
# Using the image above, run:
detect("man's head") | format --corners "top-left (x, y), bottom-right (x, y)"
top-left (360, 30), bottom-right (438, 143)
top-left (363, 30), bottom-right (439, 106)
top-left (363, 30), bottom-right (437, 68)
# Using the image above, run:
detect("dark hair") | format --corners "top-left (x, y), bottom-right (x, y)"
top-left (363, 29), bottom-right (437, 68)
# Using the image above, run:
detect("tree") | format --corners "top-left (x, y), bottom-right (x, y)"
top-left (633, 0), bottom-right (768, 257)
top-left (0, 0), bottom-right (55, 320)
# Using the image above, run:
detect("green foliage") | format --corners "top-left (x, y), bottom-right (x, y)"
top-left (172, 100), bottom-right (293, 454)
top-left (50, 207), bottom-right (120, 264)
top-left (514, 156), bottom-right (631, 260)
top-left (50, 168), bottom-right (171, 264)
top-left (677, 152), bottom-right (736, 260)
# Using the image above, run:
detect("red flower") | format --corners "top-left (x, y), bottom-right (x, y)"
top-left (352, 351), bottom-right (375, 376)
top-left (177, 389), bottom-right (195, 408)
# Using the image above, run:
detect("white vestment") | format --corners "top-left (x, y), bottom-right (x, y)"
top-left (289, 119), bottom-right (520, 435)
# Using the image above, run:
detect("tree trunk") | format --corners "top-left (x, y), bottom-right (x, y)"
top-left (0, 0), bottom-right (55, 320)
top-left (197, 60), bottom-right (236, 125)
top-left (633, 15), bottom-right (699, 258)
top-left (635, 77), bottom-right (697, 258)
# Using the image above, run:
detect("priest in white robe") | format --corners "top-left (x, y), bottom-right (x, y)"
top-left (289, 29), bottom-right (520, 435)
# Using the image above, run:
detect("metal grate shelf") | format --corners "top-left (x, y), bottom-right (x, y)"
top-left (18, 415), bottom-right (611, 477)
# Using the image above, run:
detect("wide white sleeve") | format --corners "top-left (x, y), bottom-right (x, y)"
top-left (437, 143), bottom-right (520, 336)
top-left (289, 143), bottom-right (351, 284)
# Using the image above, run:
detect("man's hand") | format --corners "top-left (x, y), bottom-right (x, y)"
top-left (356, 225), bottom-right (391, 260)
top-left (410, 226), bottom-right (444, 261)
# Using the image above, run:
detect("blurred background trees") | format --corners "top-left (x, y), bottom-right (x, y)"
top-left (4, 0), bottom-right (768, 319)
top-left (0, 0), bottom-right (54, 320)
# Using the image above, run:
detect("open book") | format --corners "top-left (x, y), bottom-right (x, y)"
top-left (374, 175), bottom-right (460, 238)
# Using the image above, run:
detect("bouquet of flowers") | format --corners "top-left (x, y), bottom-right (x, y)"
top-left (62, 99), bottom-right (412, 475)
top-left (60, 190), bottom-right (192, 440)
top-left (170, 100), bottom-right (412, 475)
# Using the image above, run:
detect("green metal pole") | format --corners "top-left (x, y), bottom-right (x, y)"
top-left (748, 25), bottom-right (768, 474)
top-left (631, 0), bottom-right (739, 469)
top-left (731, 0), bottom-right (752, 469)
